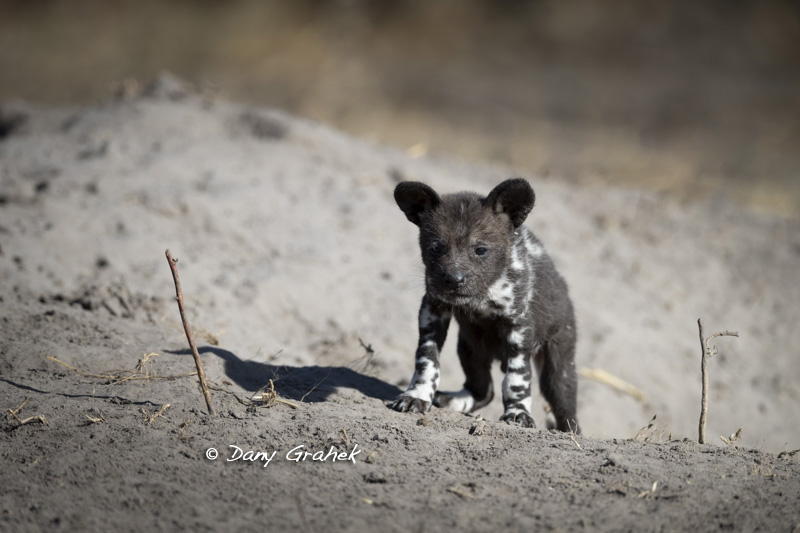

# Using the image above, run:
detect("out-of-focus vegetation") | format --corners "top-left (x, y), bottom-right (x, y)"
top-left (2, 0), bottom-right (799, 215)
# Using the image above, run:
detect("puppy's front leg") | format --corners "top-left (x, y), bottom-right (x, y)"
top-left (499, 325), bottom-right (536, 428)
top-left (391, 296), bottom-right (451, 414)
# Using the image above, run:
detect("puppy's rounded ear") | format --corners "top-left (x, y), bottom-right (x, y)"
top-left (485, 178), bottom-right (535, 228)
top-left (394, 182), bottom-right (441, 226)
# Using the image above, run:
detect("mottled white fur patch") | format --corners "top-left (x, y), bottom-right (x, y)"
top-left (507, 328), bottom-right (526, 347)
top-left (502, 396), bottom-right (532, 416)
top-left (440, 388), bottom-right (475, 413)
top-left (486, 273), bottom-right (514, 314)
top-left (523, 233), bottom-right (544, 258)
top-left (503, 367), bottom-right (528, 391)
top-left (510, 245), bottom-right (524, 271)
top-left (404, 359), bottom-right (439, 401)
top-left (522, 285), bottom-right (535, 314)
top-left (507, 354), bottom-right (528, 371)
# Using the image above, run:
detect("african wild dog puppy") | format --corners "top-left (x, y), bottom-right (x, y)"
top-left (390, 178), bottom-right (579, 432)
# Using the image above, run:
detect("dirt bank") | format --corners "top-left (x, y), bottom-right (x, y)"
top-left (1, 84), bottom-right (799, 530)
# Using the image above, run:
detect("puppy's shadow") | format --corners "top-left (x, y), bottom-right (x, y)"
top-left (167, 346), bottom-right (401, 403)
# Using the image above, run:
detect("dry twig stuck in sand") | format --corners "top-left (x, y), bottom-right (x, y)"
top-left (579, 367), bottom-right (646, 402)
top-left (567, 419), bottom-right (583, 450)
top-left (697, 318), bottom-right (738, 444)
top-left (165, 249), bottom-right (216, 416)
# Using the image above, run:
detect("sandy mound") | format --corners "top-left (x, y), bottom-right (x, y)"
top-left (1, 82), bottom-right (798, 530)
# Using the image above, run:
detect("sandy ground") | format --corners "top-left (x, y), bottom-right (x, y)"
top-left (1, 81), bottom-right (799, 531)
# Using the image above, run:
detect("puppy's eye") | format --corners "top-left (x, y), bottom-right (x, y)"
top-left (475, 247), bottom-right (488, 257)
top-left (430, 242), bottom-right (445, 255)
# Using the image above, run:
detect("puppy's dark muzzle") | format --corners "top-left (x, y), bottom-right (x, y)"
top-left (443, 269), bottom-right (466, 290)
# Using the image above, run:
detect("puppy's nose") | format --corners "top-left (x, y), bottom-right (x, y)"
top-left (444, 270), bottom-right (466, 289)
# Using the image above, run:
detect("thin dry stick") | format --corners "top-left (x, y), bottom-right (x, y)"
top-left (566, 419), bottom-right (583, 450)
top-left (85, 413), bottom-right (105, 424)
top-left (208, 384), bottom-right (251, 406)
top-left (7, 397), bottom-right (49, 427)
top-left (14, 414), bottom-right (49, 426)
top-left (698, 318), bottom-right (738, 444)
top-left (166, 249), bottom-right (215, 416)
top-left (300, 367), bottom-right (333, 403)
top-left (144, 403), bottom-right (171, 425)
top-left (7, 397), bottom-right (29, 419)
top-left (446, 486), bottom-right (475, 499)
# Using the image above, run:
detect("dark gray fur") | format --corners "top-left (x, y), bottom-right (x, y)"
top-left (391, 178), bottom-right (579, 432)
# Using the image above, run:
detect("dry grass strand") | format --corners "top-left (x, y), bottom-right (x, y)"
top-left (142, 403), bottom-right (171, 425)
top-left (446, 486), bottom-right (475, 499)
top-left (567, 419), bottom-right (583, 450)
top-left (85, 413), bottom-right (105, 424)
top-left (579, 367), bottom-right (646, 402)
top-left (47, 354), bottom-right (196, 386)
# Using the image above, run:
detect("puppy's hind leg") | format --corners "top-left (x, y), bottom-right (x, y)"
top-left (538, 329), bottom-right (580, 433)
top-left (434, 333), bottom-right (493, 413)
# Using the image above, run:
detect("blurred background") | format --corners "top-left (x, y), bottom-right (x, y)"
top-left (2, 0), bottom-right (799, 216)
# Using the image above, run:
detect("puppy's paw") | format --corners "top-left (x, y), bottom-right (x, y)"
top-left (433, 389), bottom-right (475, 413)
top-left (500, 410), bottom-right (536, 428)
top-left (391, 394), bottom-right (431, 414)
top-left (432, 391), bottom-right (453, 408)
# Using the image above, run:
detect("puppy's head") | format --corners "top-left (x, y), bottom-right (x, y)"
top-left (394, 179), bottom-right (535, 304)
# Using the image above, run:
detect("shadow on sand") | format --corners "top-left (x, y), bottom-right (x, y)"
top-left (167, 346), bottom-right (401, 404)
